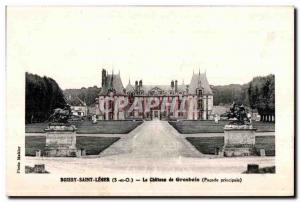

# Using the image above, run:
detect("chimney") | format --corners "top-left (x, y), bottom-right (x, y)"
top-left (101, 69), bottom-right (106, 87)
top-left (175, 80), bottom-right (178, 92)
top-left (139, 80), bottom-right (143, 87)
top-left (171, 80), bottom-right (174, 89)
top-left (135, 81), bottom-right (138, 90)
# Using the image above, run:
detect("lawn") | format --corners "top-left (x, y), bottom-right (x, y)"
top-left (76, 120), bottom-right (143, 134)
top-left (76, 136), bottom-right (119, 155)
top-left (25, 120), bottom-right (143, 134)
top-left (186, 136), bottom-right (224, 155)
top-left (25, 136), bottom-right (120, 156)
top-left (169, 120), bottom-right (275, 134)
top-left (186, 136), bottom-right (275, 156)
top-left (25, 136), bottom-right (47, 156)
top-left (25, 123), bottom-right (49, 133)
top-left (255, 136), bottom-right (275, 156)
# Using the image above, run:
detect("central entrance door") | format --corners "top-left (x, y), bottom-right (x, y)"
top-left (152, 110), bottom-right (160, 120)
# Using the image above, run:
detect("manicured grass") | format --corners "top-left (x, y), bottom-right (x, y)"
top-left (76, 120), bottom-right (143, 134)
top-left (186, 137), bottom-right (224, 155)
top-left (76, 136), bottom-right (120, 155)
top-left (25, 123), bottom-right (49, 133)
top-left (25, 120), bottom-right (143, 134)
top-left (25, 136), bottom-right (120, 156)
top-left (169, 120), bottom-right (275, 134)
top-left (255, 136), bottom-right (275, 156)
top-left (186, 136), bottom-right (275, 156)
top-left (25, 136), bottom-right (46, 156)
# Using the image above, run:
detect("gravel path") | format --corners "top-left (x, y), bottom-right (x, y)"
top-left (99, 120), bottom-right (203, 158)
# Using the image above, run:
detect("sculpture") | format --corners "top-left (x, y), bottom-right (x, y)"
top-left (222, 102), bottom-right (256, 157)
top-left (227, 102), bottom-right (250, 125)
top-left (45, 104), bottom-right (79, 157)
top-left (48, 104), bottom-right (72, 124)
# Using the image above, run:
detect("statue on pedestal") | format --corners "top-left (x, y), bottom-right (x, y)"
top-left (227, 102), bottom-right (250, 125)
top-left (222, 102), bottom-right (256, 157)
top-left (44, 103), bottom-right (80, 157)
top-left (48, 104), bottom-right (72, 124)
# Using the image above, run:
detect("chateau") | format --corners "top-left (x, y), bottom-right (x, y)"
top-left (97, 69), bottom-right (213, 120)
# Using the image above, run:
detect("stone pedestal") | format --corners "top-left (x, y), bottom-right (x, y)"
top-left (222, 125), bottom-right (257, 157)
top-left (44, 124), bottom-right (80, 157)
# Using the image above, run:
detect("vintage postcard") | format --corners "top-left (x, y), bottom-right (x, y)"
top-left (6, 6), bottom-right (294, 196)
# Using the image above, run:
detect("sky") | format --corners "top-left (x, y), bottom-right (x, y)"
top-left (7, 6), bottom-right (293, 89)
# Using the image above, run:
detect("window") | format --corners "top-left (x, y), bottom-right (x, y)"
top-left (196, 89), bottom-right (203, 97)
top-left (198, 99), bottom-right (203, 110)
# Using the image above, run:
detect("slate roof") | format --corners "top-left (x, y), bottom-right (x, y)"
top-left (125, 81), bottom-right (135, 92)
top-left (139, 84), bottom-right (187, 94)
top-left (189, 73), bottom-right (213, 95)
top-left (100, 72), bottom-right (212, 96)
top-left (67, 96), bottom-right (86, 106)
top-left (129, 73), bottom-right (212, 95)
top-left (100, 74), bottom-right (125, 95)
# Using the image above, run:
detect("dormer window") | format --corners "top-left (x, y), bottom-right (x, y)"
top-left (196, 88), bottom-right (203, 96)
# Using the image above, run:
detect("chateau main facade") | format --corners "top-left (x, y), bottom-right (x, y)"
top-left (97, 69), bottom-right (213, 120)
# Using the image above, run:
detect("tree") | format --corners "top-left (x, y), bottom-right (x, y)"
top-left (247, 74), bottom-right (275, 116)
top-left (25, 72), bottom-right (66, 123)
top-left (212, 84), bottom-right (249, 106)
top-left (212, 74), bottom-right (274, 117)
top-left (64, 86), bottom-right (101, 106)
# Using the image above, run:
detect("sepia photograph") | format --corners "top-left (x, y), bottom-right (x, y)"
top-left (5, 6), bottom-right (294, 196)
